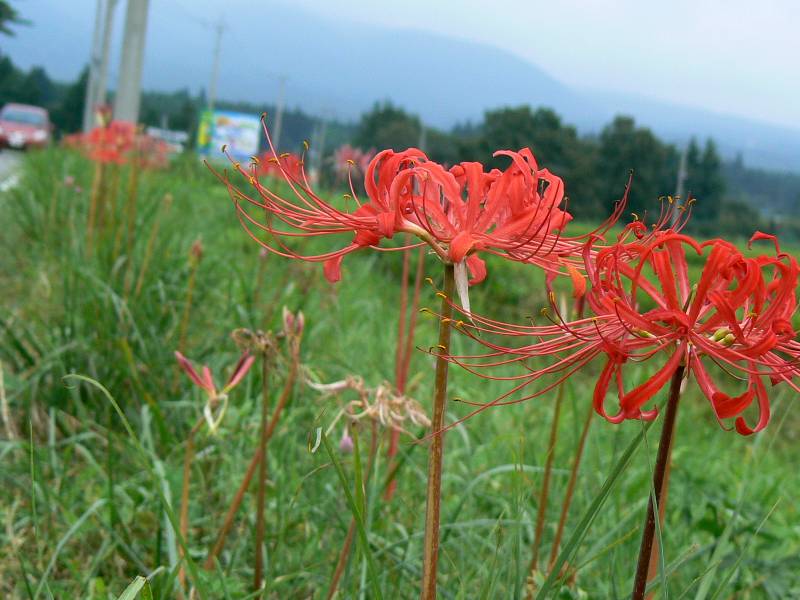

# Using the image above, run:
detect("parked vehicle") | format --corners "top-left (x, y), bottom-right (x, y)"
top-left (0, 103), bottom-right (52, 149)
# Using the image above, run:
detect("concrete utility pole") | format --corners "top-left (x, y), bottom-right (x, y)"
top-left (207, 19), bottom-right (225, 113)
top-left (96, 0), bottom-right (118, 108)
top-left (82, 0), bottom-right (105, 132)
top-left (418, 125), bottom-right (427, 152)
top-left (114, 0), bottom-right (150, 123)
top-left (270, 76), bottom-right (287, 151)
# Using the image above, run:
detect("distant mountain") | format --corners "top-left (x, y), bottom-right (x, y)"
top-left (4, 1), bottom-right (799, 171)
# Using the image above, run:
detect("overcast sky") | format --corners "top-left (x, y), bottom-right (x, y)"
top-left (5, 0), bottom-right (799, 130)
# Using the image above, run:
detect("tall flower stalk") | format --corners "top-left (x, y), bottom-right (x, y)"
top-left (386, 243), bottom-right (426, 501)
top-left (420, 263), bottom-right (455, 599)
top-left (249, 331), bottom-right (278, 591)
top-left (631, 363), bottom-right (685, 600)
top-left (204, 311), bottom-right (303, 570)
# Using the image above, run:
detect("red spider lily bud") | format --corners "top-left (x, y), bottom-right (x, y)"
top-left (189, 239), bottom-right (204, 264)
top-left (282, 307), bottom-right (305, 339)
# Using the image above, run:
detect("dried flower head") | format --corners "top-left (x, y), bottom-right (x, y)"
top-left (309, 376), bottom-right (430, 435)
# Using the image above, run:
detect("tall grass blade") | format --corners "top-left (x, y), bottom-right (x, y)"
top-left (63, 374), bottom-right (208, 600)
top-left (116, 576), bottom-right (147, 600)
top-left (536, 421), bottom-right (654, 599)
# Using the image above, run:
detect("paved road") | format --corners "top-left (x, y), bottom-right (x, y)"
top-left (0, 149), bottom-right (22, 191)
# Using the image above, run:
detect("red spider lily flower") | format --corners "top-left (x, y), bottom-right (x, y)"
top-left (175, 350), bottom-right (255, 399)
top-left (85, 120), bottom-right (138, 165)
top-left (443, 230), bottom-right (800, 435)
top-left (333, 144), bottom-right (375, 181)
top-left (64, 119), bottom-right (170, 169)
top-left (256, 150), bottom-right (304, 181)
top-left (211, 117), bottom-right (627, 288)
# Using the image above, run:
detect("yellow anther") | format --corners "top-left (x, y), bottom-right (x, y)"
top-left (343, 193), bottom-right (352, 200)
top-left (347, 159), bottom-right (355, 165)
top-left (711, 327), bottom-right (732, 342)
top-left (303, 140), bottom-right (310, 151)
top-left (280, 152), bottom-right (290, 159)
top-left (631, 212), bottom-right (639, 221)
top-left (633, 328), bottom-right (656, 339)
top-left (436, 292), bottom-right (447, 299)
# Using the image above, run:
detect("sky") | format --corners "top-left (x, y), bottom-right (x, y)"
top-left (3, 0), bottom-right (799, 131)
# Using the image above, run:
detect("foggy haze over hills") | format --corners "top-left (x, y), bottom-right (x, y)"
top-left (4, 0), bottom-right (800, 171)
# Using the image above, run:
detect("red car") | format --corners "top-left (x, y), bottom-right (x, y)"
top-left (0, 103), bottom-right (52, 149)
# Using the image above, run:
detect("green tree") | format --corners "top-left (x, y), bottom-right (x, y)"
top-left (17, 66), bottom-right (56, 106)
top-left (464, 106), bottom-right (604, 218)
top-left (354, 102), bottom-right (421, 151)
top-left (51, 67), bottom-right (88, 134)
top-left (596, 116), bottom-right (677, 219)
top-left (0, 53), bottom-right (22, 105)
top-left (476, 106), bottom-right (577, 169)
top-left (0, 0), bottom-right (26, 36)
top-left (689, 139), bottom-right (725, 224)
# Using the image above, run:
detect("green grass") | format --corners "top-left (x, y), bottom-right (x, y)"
top-left (1, 148), bottom-right (799, 598)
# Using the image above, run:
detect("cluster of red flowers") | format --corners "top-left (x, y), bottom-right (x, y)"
top-left (446, 226), bottom-right (800, 435)
top-left (63, 120), bottom-right (170, 169)
top-left (255, 150), bottom-right (304, 181)
top-left (216, 117), bottom-right (799, 436)
top-left (213, 117), bottom-right (625, 284)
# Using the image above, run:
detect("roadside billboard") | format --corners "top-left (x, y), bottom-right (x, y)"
top-left (197, 110), bottom-right (261, 161)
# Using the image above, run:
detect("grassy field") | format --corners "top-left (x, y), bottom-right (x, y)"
top-left (1, 148), bottom-right (799, 599)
